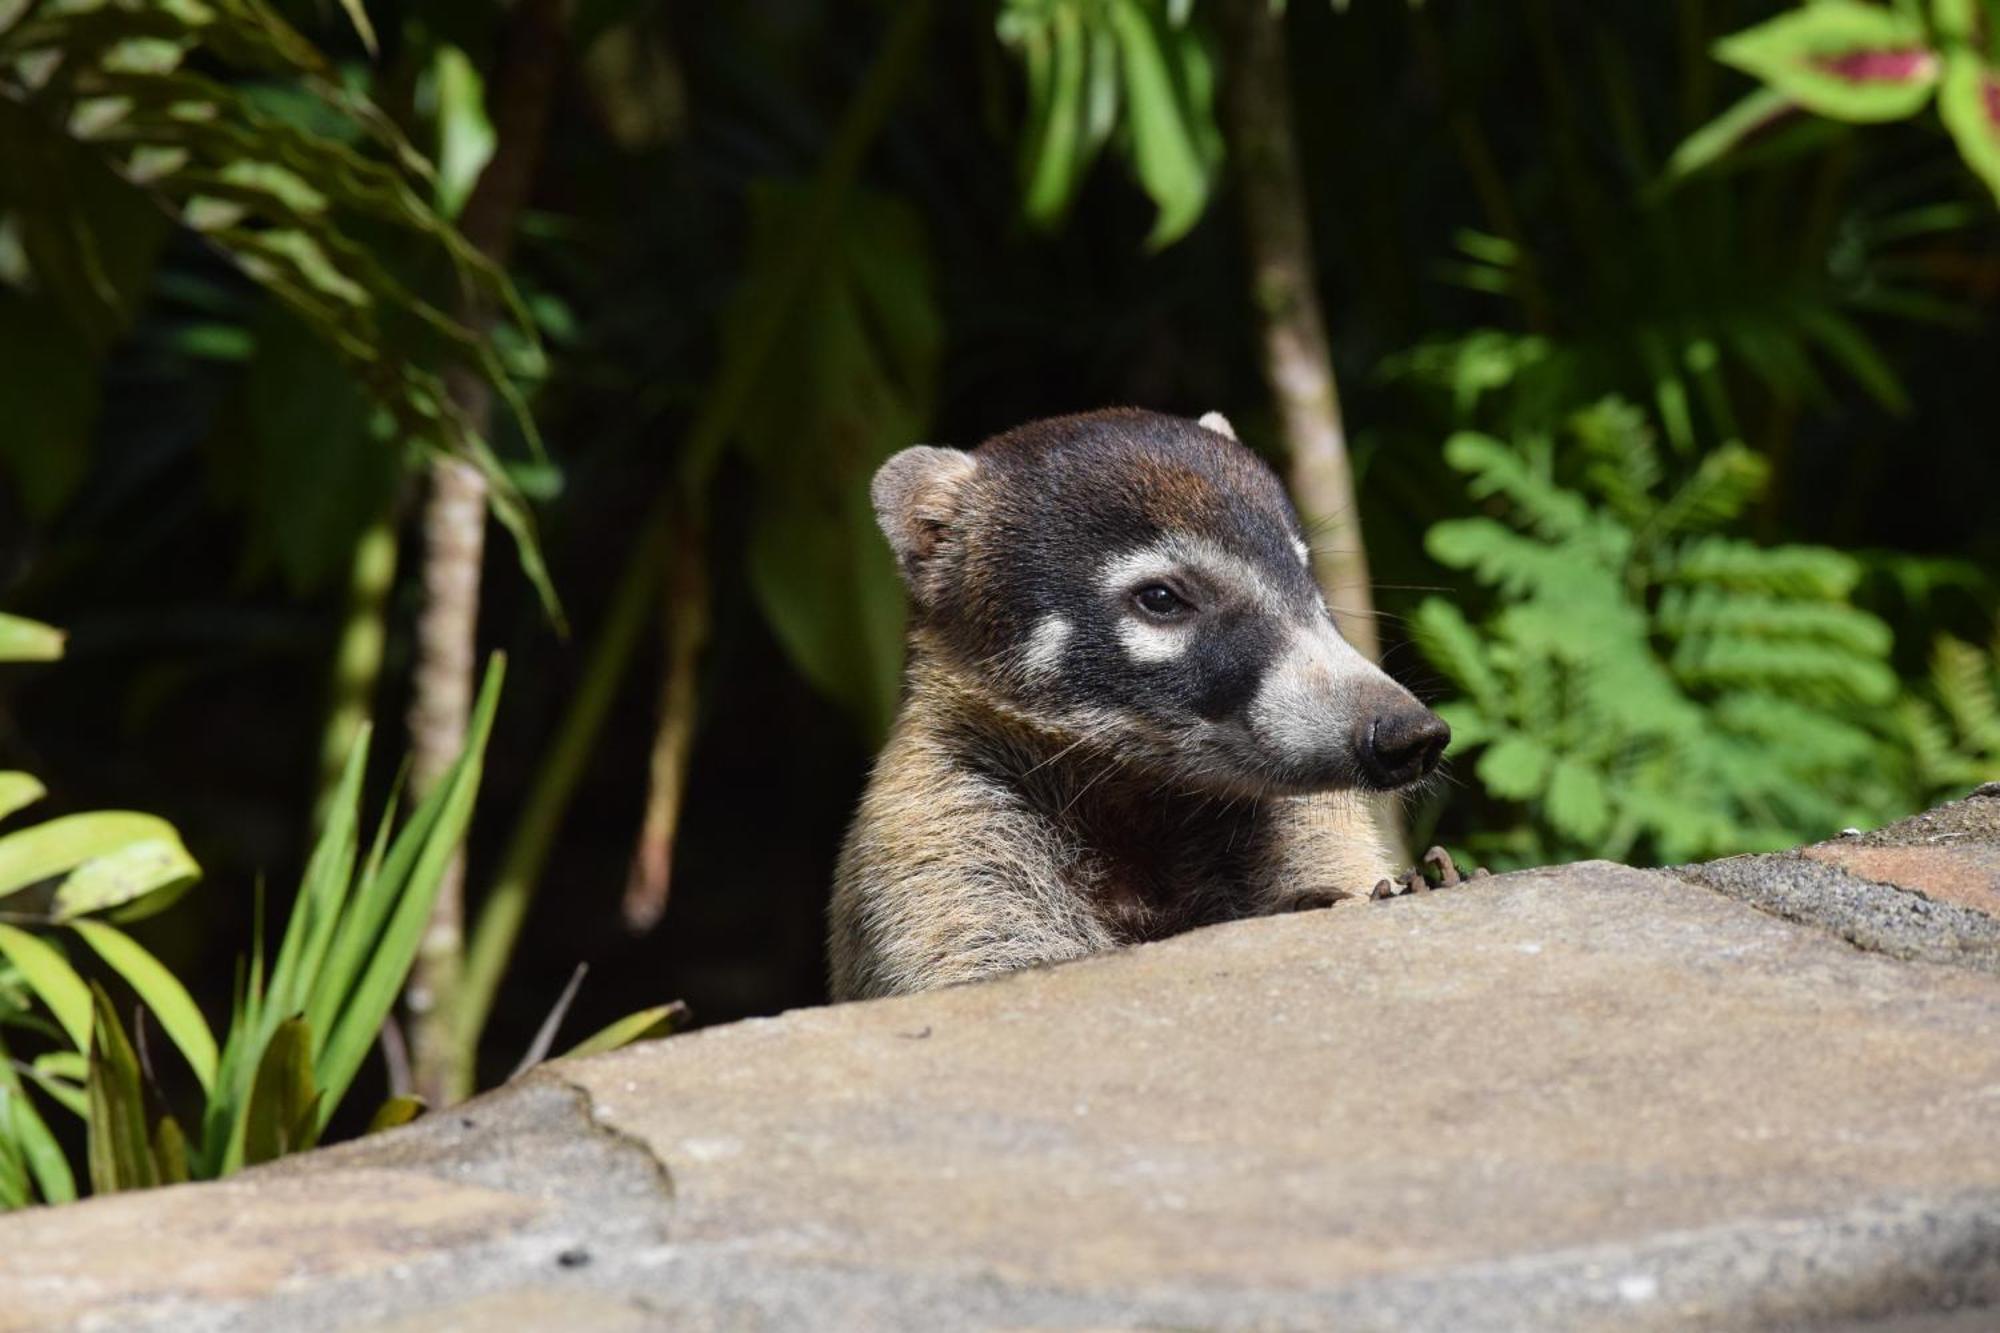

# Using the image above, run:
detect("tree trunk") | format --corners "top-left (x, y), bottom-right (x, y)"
top-left (1219, 0), bottom-right (1379, 664)
top-left (404, 0), bottom-right (564, 1109)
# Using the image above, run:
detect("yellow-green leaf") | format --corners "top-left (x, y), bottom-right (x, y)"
top-left (70, 920), bottom-right (217, 1095)
top-left (0, 774), bottom-right (45, 824)
top-left (0, 614), bottom-right (64, 662)
top-left (152, 1114), bottom-right (190, 1185)
top-left (0, 925), bottom-right (91, 1052)
top-left (562, 1001), bottom-right (689, 1061)
top-left (0, 811), bottom-right (200, 913)
top-left (364, 1094), bottom-right (425, 1135)
top-left (243, 1016), bottom-right (319, 1167)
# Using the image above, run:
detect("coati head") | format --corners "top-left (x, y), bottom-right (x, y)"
top-left (871, 408), bottom-right (1448, 798)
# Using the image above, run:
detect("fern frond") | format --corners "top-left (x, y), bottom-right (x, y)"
top-left (1671, 637), bottom-right (1899, 706)
top-left (1668, 537), bottom-right (1860, 598)
top-left (1571, 396), bottom-right (1661, 527)
top-left (1656, 588), bottom-right (1895, 657)
top-left (1932, 633), bottom-right (2000, 757)
top-left (1442, 432), bottom-right (1591, 538)
top-left (1411, 599), bottom-right (1504, 710)
top-left (1644, 443), bottom-right (1768, 541)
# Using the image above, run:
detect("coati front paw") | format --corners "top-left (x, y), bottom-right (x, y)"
top-left (1370, 845), bottom-right (1489, 900)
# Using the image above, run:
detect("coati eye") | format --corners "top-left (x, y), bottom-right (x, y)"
top-left (1132, 584), bottom-right (1192, 619)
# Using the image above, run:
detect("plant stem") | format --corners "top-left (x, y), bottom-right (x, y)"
top-left (404, 0), bottom-right (564, 1108)
top-left (1219, 0), bottom-right (1378, 663)
top-left (312, 513), bottom-right (397, 836)
top-left (454, 0), bottom-right (935, 1062)
top-left (621, 512), bottom-right (711, 935)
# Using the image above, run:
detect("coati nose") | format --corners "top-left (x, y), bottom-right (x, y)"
top-left (1358, 708), bottom-right (1450, 789)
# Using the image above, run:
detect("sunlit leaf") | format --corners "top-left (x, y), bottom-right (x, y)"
top-left (364, 1094), bottom-right (425, 1135)
top-left (0, 613), bottom-right (64, 663)
top-left (70, 919), bottom-right (217, 1095)
top-left (0, 774), bottom-right (45, 824)
top-left (0, 924), bottom-right (90, 1051)
top-left (1715, 2), bottom-right (1940, 123)
top-left (562, 1000), bottom-right (689, 1061)
top-left (1939, 48), bottom-right (2000, 205)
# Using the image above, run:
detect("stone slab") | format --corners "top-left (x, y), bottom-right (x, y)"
top-left (2, 853), bottom-right (1997, 1330)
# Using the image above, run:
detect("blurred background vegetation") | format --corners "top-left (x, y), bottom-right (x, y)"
top-left (2, 0), bottom-right (1998, 1198)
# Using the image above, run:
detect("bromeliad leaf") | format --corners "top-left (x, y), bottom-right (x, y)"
top-left (1939, 48), bottom-right (2000, 204)
top-left (1714, 2), bottom-right (1941, 123)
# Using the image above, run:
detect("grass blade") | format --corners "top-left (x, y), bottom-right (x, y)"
top-left (315, 655), bottom-right (503, 1126)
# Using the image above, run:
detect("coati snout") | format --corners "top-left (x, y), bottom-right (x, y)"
top-left (870, 408), bottom-right (1446, 798)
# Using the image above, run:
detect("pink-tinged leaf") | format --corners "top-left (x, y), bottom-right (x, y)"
top-left (1716, 2), bottom-right (1940, 123)
top-left (1939, 50), bottom-right (2000, 206)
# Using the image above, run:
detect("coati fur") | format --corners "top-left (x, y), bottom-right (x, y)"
top-left (829, 408), bottom-right (1449, 1001)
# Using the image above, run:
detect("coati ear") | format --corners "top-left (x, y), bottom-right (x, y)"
top-left (1197, 411), bottom-right (1238, 441)
top-left (871, 445), bottom-right (979, 602)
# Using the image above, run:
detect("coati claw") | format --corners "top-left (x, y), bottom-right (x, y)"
top-left (1370, 847), bottom-right (1490, 903)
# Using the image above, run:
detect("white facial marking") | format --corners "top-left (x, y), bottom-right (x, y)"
top-left (1117, 618), bottom-right (1189, 663)
top-left (1291, 535), bottom-right (1312, 569)
top-left (1247, 619), bottom-right (1381, 759)
top-left (1021, 614), bottom-right (1072, 676)
top-left (1100, 536), bottom-right (1291, 617)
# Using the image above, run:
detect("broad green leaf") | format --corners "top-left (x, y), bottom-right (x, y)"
top-left (1715, 2), bottom-right (1940, 123)
top-left (1109, 0), bottom-right (1214, 247)
top-left (70, 920), bottom-right (217, 1095)
top-left (1017, 5), bottom-right (1091, 227)
top-left (85, 986), bottom-right (156, 1194)
top-left (562, 1001), bottom-right (689, 1061)
top-left (243, 1016), bottom-right (319, 1167)
top-left (17, 1058), bottom-right (87, 1119)
top-left (1939, 49), bottom-right (2000, 205)
top-left (1546, 761), bottom-right (1612, 844)
top-left (0, 811), bottom-right (199, 914)
top-left (364, 1095), bottom-right (425, 1135)
top-left (0, 614), bottom-right (64, 663)
top-left (1477, 735), bottom-right (1555, 801)
top-left (0, 774), bottom-right (45, 824)
top-left (0, 925), bottom-right (90, 1052)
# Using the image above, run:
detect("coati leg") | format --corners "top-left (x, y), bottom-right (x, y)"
top-left (1250, 789), bottom-right (1399, 913)
top-left (1369, 845), bottom-right (1490, 900)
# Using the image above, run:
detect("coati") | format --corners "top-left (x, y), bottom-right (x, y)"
top-left (829, 408), bottom-right (1452, 1001)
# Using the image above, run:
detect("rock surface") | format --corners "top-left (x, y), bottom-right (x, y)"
top-left (5, 791), bottom-right (2000, 1331)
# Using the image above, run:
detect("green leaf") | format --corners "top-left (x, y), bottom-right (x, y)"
top-left (1108, 0), bottom-right (1215, 247)
top-left (242, 1016), bottom-right (319, 1167)
top-left (0, 614), bottom-right (64, 663)
top-left (85, 985), bottom-right (156, 1194)
top-left (1477, 735), bottom-right (1555, 801)
top-left (1939, 48), bottom-right (2000, 205)
top-left (0, 810), bottom-right (202, 920)
top-left (1545, 760), bottom-right (1612, 843)
top-left (152, 1114), bottom-right (191, 1185)
top-left (365, 1094), bottom-right (426, 1135)
top-left (0, 774), bottom-right (46, 824)
top-left (315, 656), bottom-right (504, 1126)
top-left (0, 1069), bottom-right (76, 1205)
top-left (1715, 2), bottom-right (1941, 123)
top-left (69, 920), bottom-right (217, 1096)
top-left (0, 925), bottom-right (91, 1052)
top-left (1663, 86), bottom-right (1800, 181)
top-left (562, 1001), bottom-right (689, 1061)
